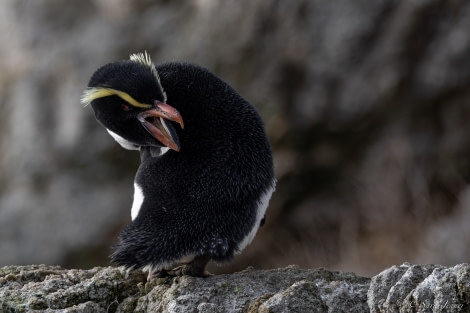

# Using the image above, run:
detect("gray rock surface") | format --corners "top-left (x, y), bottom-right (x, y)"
top-left (1, 264), bottom-right (469, 312)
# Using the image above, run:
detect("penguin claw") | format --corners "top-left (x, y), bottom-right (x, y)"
top-left (164, 266), bottom-right (184, 277)
top-left (153, 269), bottom-right (170, 279)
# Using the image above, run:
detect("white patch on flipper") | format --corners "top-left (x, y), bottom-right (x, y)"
top-left (106, 129), bottom-right (140, 150)
top-left (131, 183), bottom-right (145, 220)
top-left (237, 179), bottom-right (276, 253)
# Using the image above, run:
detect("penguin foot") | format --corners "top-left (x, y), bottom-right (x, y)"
top-left (160, 256), bottom-right (212, 277)
top-left (153, 269), bottom-right (170, 279)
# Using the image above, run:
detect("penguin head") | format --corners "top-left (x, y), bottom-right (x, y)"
top-left (81, 52), bottom-right (184, 151)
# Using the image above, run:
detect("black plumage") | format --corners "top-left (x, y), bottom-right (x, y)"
top-left (82, 52), bottom-right (275, 277)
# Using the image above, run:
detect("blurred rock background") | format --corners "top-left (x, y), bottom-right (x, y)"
top-left (0, 0), bottom-right (469, 276)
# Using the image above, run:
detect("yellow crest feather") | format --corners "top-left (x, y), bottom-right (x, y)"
top-left (80, 87), bottom-right (152, 109)
top-left (81, 51), bottom-right (167, 107)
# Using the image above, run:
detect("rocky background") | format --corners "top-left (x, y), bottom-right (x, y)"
top-left (0, 0), bottom-right (470, 277)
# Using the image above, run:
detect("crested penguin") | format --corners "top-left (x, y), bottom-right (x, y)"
top-left (81, 52), bottom-right (275, 277)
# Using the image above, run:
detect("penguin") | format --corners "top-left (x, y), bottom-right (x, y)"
top-left (81, 52), bottom-right (275, 277)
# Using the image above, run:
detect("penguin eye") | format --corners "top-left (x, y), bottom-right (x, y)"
top-left (121, 103), bottom-right (131, 111)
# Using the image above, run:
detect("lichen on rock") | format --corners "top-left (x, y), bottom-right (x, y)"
top-left (1, 263), bottom-right (469, 312)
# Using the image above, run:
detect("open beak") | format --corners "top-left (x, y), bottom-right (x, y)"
top-left (137, 101), bottom-right (184, 151)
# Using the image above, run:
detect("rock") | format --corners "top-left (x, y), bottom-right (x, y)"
top-left (0, 265), bottom-right (145, 313)
top-left (1, 264), bottom-right (469, 312)
top-left (368, 263), bottom-right (470, 313)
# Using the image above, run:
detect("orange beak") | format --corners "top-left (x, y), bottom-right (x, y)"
top-left (137, 101), bottom-right (184, 151)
